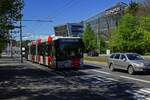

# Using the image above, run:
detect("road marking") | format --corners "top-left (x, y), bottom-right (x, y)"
top-left (92, 69), bottom-right (150, 84)
top-left (126, 90), bottom-right (145, 99)
top-left (126, 88), bottom-right (150, 100)
top-left (91, 70), bottom-right (120, 82)
top-left (92, 69), bottom-right (111, 75)
top-left (105, 77), bottom-right (119, 82)
top-left (120, 76), bottom-right (150, 84)
top-left (140, 88), bottom-right (150, 94)
top-left (145, 88), bottom-right (150, 91)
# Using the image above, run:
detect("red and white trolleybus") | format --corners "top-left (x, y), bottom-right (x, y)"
top-left (25, 36), bottom-right (84, 69)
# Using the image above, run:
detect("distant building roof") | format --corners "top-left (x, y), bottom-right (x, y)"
top-left (85, 2), bottom-right (127, 22)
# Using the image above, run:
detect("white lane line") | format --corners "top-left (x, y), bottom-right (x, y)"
top-left (91, 70), bottom-right (119, 82)
top-left (125, 90), bottom-right (144, 98)
top-left (92, 69), bottom-right (111, 75)
top-left (145, 88), bottom-right (150, 91)
top-left (92, 70), bottom-right (150, 84)
top-left (105, 77), bottom-right (119, 82)
top-left (139, 88), bottom-right (150, 94)
top-left (146, 98), bottom-right (150, 100)
top-left (120, 76), bottom-right (150, 84)
top-left (126, 88), bottom-right (150, 100)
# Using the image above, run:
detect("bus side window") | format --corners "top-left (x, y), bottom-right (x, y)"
top-left (38, 44), bottom-right (43, 56)
top-left (42, 43), bottom-right (46, 56)
top-left (47, 43), bottom-right (52, 56)
top-left (52, 45), bottom-right (55, 57)
top-left (31, 45), bottom-right (36, 55)
top-left (45, 44), bottom-right (48, 56)
top-left (38, 45), bottom-right (40, 55)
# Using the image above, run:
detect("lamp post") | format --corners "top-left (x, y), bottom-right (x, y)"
top-left (97, 16), bottom-right (100, 54)
top-left (20, 21), bottom-right (23, 63)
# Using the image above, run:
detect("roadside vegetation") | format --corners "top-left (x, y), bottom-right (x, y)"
top-left (0, 0), bottom-right (24, 56)
top-left (82, 24), bottom-right (97, 52)
top-left (83, 24), bottom-right (106, 54)
top-left (84, 55), bottom-right (108, 64)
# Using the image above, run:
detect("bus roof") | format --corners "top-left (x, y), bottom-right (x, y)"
top-left (28, 35), bottom-right (81, 46)
top-left (53, 36), bottom-right (81, 40)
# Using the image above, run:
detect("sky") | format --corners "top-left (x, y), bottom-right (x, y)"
top-left (22, 0), bottom-right (130, 40)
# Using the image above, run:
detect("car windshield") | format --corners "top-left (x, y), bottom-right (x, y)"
top-left (126, 54), bottom-right (144, 60)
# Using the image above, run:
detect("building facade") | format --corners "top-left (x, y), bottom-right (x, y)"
top-left (54, 23), bottom-right (84, 37)
top-left (84, 2), bottom-right (127, 41)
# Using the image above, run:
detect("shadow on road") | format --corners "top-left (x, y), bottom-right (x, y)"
top-left (80, 64), bottom-right (102, 70)
top-left (0, 57), bottom-right (143, 100)
top-left (114, 69), bottom-right (150, 75)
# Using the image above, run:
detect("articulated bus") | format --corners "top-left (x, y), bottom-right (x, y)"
top-left (25, 36), bottom-right (84, 69)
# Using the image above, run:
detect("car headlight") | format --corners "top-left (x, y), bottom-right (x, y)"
top-left (133, 63), bottom-right (144, 67)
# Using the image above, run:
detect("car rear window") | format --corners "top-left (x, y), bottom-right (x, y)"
top-left (114, 54), bottom-right (120, 59)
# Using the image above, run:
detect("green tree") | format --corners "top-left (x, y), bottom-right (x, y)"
top-left (138, 16), bottom-right (150, 54)
top-left (109, 13), bottom-right (145, 54)
top-left (99, 35), bottom-right (107, 54)
top-left (83, 24), bottom-right (97, 52)
top-left (0, 0), bottom-right (24, 55)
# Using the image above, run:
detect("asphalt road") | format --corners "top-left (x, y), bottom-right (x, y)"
top-left (0, 56), bottom-right (150, 100)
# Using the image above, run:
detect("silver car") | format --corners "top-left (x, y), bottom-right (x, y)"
top-left (107, 53), bottom-right (150, 74)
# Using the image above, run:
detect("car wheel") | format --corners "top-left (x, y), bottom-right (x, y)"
top-left (110, 64), bottom-right (115, 71)
top-left (128, 66), bottom-right (135, 75)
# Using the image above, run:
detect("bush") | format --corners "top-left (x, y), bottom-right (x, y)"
top-left (144, 52), bottom-right (150, 56)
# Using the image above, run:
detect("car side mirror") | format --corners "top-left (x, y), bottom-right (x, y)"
top-left (123, 58), bottom-right (126, 61)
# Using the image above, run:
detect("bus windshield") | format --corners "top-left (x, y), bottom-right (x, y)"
top-left (57, 42), bottom-right (83, 61)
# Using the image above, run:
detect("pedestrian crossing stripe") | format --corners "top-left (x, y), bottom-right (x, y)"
top-left (126, 88), bottom-right (150, 100)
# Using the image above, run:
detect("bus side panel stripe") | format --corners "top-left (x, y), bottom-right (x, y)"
top-left (41, 56), bottom-right (43, 64)
top-left (34, 55), bottom-right (36, 62)
top-left (46, 56), bottom-right (48, 66)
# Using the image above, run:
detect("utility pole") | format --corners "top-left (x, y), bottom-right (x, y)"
top-left (10, 30), bottom-right (13, 58)
top-left (20, 19), bottom-right (23, 63)
top-left (20, 8), bottom-right (23, 63)
top-left (97, 16), bottom-right (100, 54)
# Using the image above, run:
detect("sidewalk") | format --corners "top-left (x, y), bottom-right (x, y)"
top-left (0, 55), bottom-right (23, 66)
